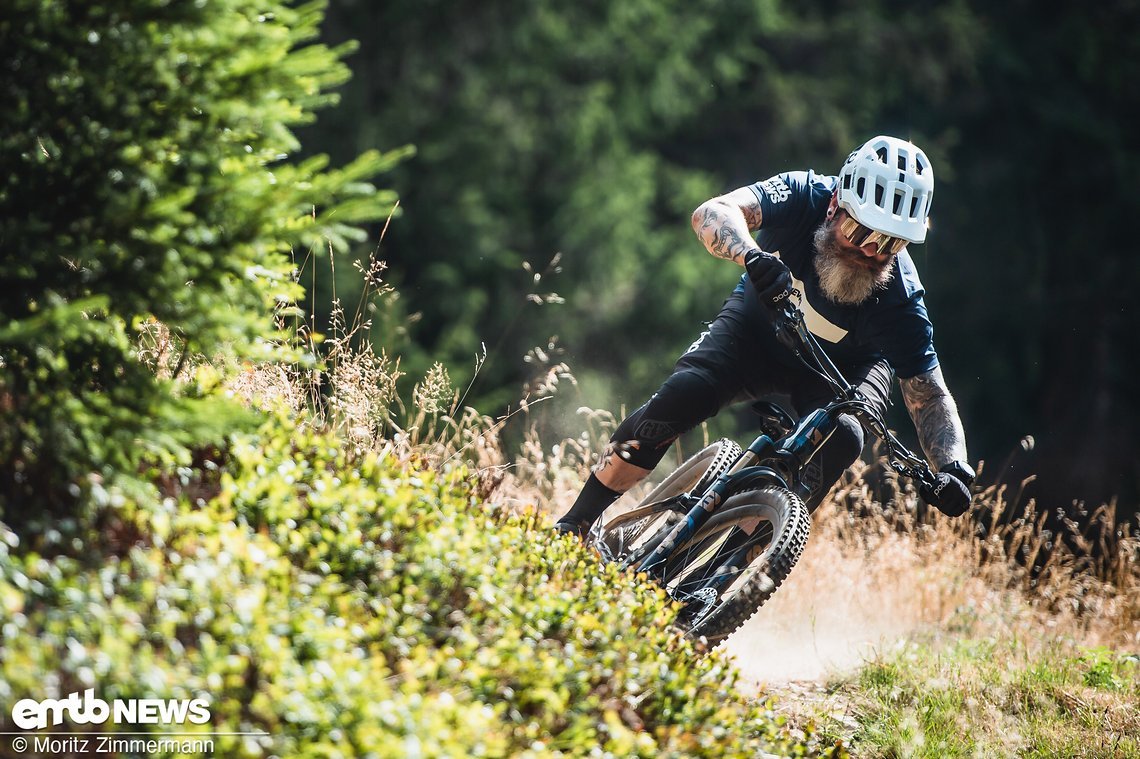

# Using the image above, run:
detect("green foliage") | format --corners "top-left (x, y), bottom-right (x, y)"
top-left (0, 414), bottom-right (836, 757)
top-left (0, 0), bottom-right (405, 516)
top-left (1081, 647), bottom-right (1140, 692)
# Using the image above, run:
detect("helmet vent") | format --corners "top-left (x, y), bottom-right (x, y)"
top-left (837, 135), bottom-right (933, 243)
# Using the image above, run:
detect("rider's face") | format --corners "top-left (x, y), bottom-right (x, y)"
top-left (829, 209), bottom-right (898, 273)
top-left (813, 198), bottom-right (898, 306)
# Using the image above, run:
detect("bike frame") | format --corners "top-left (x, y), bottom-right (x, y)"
top-left (632, 300), bottom-right (936, 584)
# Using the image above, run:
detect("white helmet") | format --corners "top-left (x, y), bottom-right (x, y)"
top-left (837, 135), bottom-right (934, 244)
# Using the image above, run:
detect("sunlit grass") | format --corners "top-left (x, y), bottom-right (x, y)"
top-left (811, 633), bottom-right (1140, 758)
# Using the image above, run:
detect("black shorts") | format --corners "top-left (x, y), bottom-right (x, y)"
top-left (674, 288), bottom-right (894, 420)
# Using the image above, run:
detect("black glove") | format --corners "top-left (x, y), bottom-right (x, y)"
top-left (919, 461), bottom-right (975, 517)
top-left (744, 250), bottom-right (793, 307)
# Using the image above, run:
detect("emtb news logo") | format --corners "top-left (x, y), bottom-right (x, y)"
top-left (11, 689), bottom-right (210, 729)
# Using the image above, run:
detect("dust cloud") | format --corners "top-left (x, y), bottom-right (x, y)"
top-left (722, 526), bottom-right (954, 686)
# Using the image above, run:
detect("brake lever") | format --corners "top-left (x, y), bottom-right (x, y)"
top-left (886, 444), bottom-right (936, 489)
top-left (905, 461), bottom-right (938, 489)
top-left (773, 300), bottom-right (803, 354)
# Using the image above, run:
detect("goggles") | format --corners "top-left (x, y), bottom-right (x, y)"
top-left (838, 214), bottom-right (908, 257)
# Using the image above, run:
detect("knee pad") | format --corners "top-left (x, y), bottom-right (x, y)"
top-left (609, 369), bottom-right (721, 470)
top-left (802, 413), bottom-right (865, 511)
top-left (829, 413), bottom-right (865, 465)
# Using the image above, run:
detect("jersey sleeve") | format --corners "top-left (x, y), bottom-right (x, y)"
top-left (875, 297), bottom-right (939, 378)
top-left (747, 171), bottom-right (814, 229)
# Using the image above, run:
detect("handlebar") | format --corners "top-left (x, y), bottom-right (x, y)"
top-left (772, 297), bottom-right (936, 489)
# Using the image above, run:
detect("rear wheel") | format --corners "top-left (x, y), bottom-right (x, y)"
top-left (590, 439), bottom-right (741, 563)
top-left (663, 486), bottom-right (810, 645)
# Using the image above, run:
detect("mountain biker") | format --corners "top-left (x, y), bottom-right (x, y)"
top-left (556, 135), bottom-right (974, 538)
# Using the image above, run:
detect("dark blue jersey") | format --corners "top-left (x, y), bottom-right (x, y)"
top-left (733, 170), bottom-right (939, 378)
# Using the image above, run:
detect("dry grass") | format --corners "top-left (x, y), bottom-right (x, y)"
top-left (724, 459), bottom-right (1139, 687)
top-left (708, 460), bottom-right (1140, 756)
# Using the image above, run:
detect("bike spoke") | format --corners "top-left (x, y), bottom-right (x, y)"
top-left (666, 519), bottom-right (775, 603)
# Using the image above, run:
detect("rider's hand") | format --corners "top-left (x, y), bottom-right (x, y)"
top-left (920, 461), bottom-right (975, 517)
top-left (744, 249), bottom-right (793, 307)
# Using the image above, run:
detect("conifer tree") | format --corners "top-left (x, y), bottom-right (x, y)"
top-left (0, 0), bottom-right (405, 518)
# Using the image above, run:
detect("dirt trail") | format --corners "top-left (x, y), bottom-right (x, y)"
top-left (721, 526), bottom-right (940, 690)
top-left (711, 531), bottom-right (941, 741)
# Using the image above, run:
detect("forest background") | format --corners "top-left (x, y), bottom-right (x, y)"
top-left (300, 0), bottom-right (1140, 522)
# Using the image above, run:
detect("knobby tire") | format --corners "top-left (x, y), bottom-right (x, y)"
top-left (668, 486), bottom-right (810, 645)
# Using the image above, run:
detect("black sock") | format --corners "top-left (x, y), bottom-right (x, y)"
top-left (558, 474), bottom-right (624, 530)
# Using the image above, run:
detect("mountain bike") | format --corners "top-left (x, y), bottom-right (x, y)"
top-left (586, 297), bottom-right (939, 645)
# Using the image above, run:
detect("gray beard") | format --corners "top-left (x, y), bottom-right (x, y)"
top-left (812, 218), bottom-right (896, 306)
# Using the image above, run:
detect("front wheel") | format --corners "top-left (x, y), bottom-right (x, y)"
top-left (664, 486), bottom-right (810, 645)
top-left (590, 438), bottom-right (742, 563)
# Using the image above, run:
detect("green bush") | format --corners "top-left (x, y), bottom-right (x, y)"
top-left (0, 414), bottom-right (836, 757)
top-left (0, 0), bottom-right (407, 517)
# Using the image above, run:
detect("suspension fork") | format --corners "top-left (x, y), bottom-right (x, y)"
top-left (634, 476), bottom-right (729, 579)
top-left (672, 418), bottom-right (839, 605)
top-left (680, 409), bottom-right (848, 602)
top-left (634, 408), bottom-right (843, 582)
top-left (634, 435), bottom-right (781, 579)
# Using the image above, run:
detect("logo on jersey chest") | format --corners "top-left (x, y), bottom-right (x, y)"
top-left (759, 177), bottom-right (791, 203)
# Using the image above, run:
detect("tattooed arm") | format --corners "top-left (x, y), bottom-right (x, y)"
top-left (898, 366), bottom-right (969, 470)
top-left (691, 187), bottom-right (765, 265)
